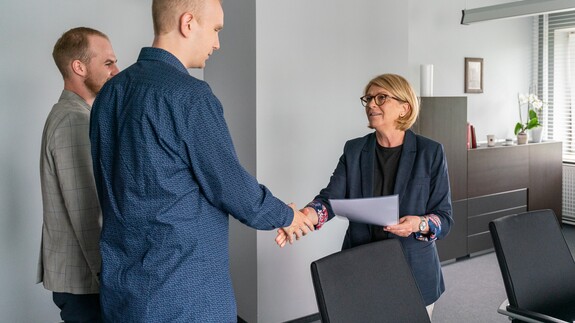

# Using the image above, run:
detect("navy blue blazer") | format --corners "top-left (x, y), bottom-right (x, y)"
top-left (314, 129), bottom-right (453, 305)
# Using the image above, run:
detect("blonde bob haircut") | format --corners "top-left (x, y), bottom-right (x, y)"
top-left (363, 73), bottom-right (420, 131)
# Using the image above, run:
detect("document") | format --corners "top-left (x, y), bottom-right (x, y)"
top-left (329, 195), bottom-right (399, 226)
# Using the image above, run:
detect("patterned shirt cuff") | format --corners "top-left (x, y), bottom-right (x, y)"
top-left (306, 201), bottom-right (328, 230)
top-left (414, 214), bottom-right (442, 241)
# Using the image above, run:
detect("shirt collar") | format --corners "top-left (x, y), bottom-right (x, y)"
top-left (60, 89), bottom-right (91, 111)
top-left (137, 47), bottom-right (188, 74)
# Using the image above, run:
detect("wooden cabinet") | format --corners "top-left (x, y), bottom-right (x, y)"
top-left (416, 97), bottom-right (468, 201)
top-left (467, 189), bottom-right (527, 254)
top-left (528, 142), bottom-right (563, 218)
top-left (438, 200), bottom-right (468, 261)
top-left (467, 145), bottom-right (528, 198)
top-left (416, 97), bottom-right (562, 261)
top-left (466, 142), bottom-right (562, 254)
top-left (468, 143), bottom-right (562, 221)
top-left (415, 97), bottom-right (468, 261)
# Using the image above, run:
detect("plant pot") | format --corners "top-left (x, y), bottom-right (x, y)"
top-left (517, 132), bottom-right (528, 145)
top-left (529, 127), bottom-right (543, 143)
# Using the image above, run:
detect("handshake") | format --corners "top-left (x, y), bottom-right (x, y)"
top-left (275, 204), bottom-right (319, 248)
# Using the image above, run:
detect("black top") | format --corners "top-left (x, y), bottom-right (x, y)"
top-left (371, 143), bottom-right (403, 241)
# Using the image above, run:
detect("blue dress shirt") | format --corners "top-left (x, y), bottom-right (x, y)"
top-left (90, 47), bottom-right (292, 322)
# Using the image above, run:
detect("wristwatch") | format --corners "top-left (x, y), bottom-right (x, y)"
top-left (419, 216), bottom-right (428, 232)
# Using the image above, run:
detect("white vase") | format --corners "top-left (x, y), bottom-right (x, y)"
top-left (517, 132), bottom-right (528, 145)
top-left (529, 127), bottom-right (543, 143)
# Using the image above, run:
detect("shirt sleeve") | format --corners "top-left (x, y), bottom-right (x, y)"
top-left (181, 84), bottom-right (292, 230)
top-left (306, 201), bottom-right (329, 229)
top-left (414, 214), bottom-right (442, 241)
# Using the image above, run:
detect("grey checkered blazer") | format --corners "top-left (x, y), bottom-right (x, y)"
top-left (37, 90), bottom-right (101, 294)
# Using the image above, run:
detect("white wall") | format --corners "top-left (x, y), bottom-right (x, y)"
top-left (408, 0), bottom-right (532, 143)
top-left (255, 1), bottom-right (409, 321)
top-left (0, 0), bottom-right (533, 322)
top-left (253, 0), bottom-right (532, 322)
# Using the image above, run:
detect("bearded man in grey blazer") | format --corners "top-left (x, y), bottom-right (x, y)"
top-left (38, 27), bottom-right (118, 322)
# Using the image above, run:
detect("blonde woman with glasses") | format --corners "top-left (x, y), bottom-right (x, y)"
top-left (277, 73), bottom-right (453, 320)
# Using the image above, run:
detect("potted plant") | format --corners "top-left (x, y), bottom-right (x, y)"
top-left (514, 93), bottom-right (543, 144)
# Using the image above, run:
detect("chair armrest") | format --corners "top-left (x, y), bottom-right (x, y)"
top-left (497, 299), bottom-right (569, 323)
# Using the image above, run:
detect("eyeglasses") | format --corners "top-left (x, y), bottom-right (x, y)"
top-left (360, 93), bottom-right (404, 107)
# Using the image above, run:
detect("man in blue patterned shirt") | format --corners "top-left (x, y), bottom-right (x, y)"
top-left (90, 0), bottom-right (313, 321)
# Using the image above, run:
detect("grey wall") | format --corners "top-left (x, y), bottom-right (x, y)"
top-left (0, 0), bottom-right (533, 322)
top-left (203, 0), bottom-right (259, 322)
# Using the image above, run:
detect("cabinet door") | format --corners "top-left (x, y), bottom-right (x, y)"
top-left (436, 199), bottom-right (467, 261)
top-left (467, 189), bottom-right (527, 254)
top-left (467, 146), bottom-right (528, 198)
top-left (529, 142), bottom-right (562, 220)
top-left (415, 97), bottom-right (468, 261)
top-left (416, 97), bottom-right (468, 201)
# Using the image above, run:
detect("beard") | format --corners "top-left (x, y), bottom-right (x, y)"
top-left (84, 71), bottom-right (107, 96)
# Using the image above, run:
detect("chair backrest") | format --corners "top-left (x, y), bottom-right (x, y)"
top-left (310, 239), bottom-right (430, 323)
top-left (489, 209), bottom-right (575, 312)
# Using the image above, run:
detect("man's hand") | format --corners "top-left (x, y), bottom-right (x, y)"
top-left (275, 204), bottom-right (315, 247)
top-left (301, 207), bottom-right (319, 226)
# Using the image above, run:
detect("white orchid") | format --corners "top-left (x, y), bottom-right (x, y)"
top-left (518, 93), bottom-right (543, 111)
top-left (515, 93), bottom-right (544, 135)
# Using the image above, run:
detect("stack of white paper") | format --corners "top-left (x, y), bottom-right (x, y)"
top-left (329, 195), bottom-right (399, 226)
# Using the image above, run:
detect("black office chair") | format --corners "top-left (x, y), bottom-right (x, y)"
top-left (310, 239), bottom-right (430, 323)
top-left (489, 209), bottom-right (575, 323)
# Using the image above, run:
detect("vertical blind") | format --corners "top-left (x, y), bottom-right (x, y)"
top-left (536, 11), bottom-right (575, 162)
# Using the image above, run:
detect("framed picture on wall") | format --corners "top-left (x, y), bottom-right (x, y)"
top-left (464, 57), bottom-right (483, 93)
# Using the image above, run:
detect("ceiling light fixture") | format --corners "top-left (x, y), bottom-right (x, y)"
top-left (461, 0), bottom-right (575, 25)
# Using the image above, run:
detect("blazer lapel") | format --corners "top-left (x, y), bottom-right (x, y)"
top-left (360, 133), bottom-right (376, 198)
top-left (395, 130), bottom-right (417, 205)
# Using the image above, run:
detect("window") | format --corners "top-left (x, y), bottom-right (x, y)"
top-left (536, 11), bottom-right (575, 162)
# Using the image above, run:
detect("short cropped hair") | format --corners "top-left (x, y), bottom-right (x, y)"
top-left (152, 0), bottom-right (203, 35)
top-left (52, 27), bottom-right (108, 78)
top-left (363, 74), bottom-right (420, 131)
